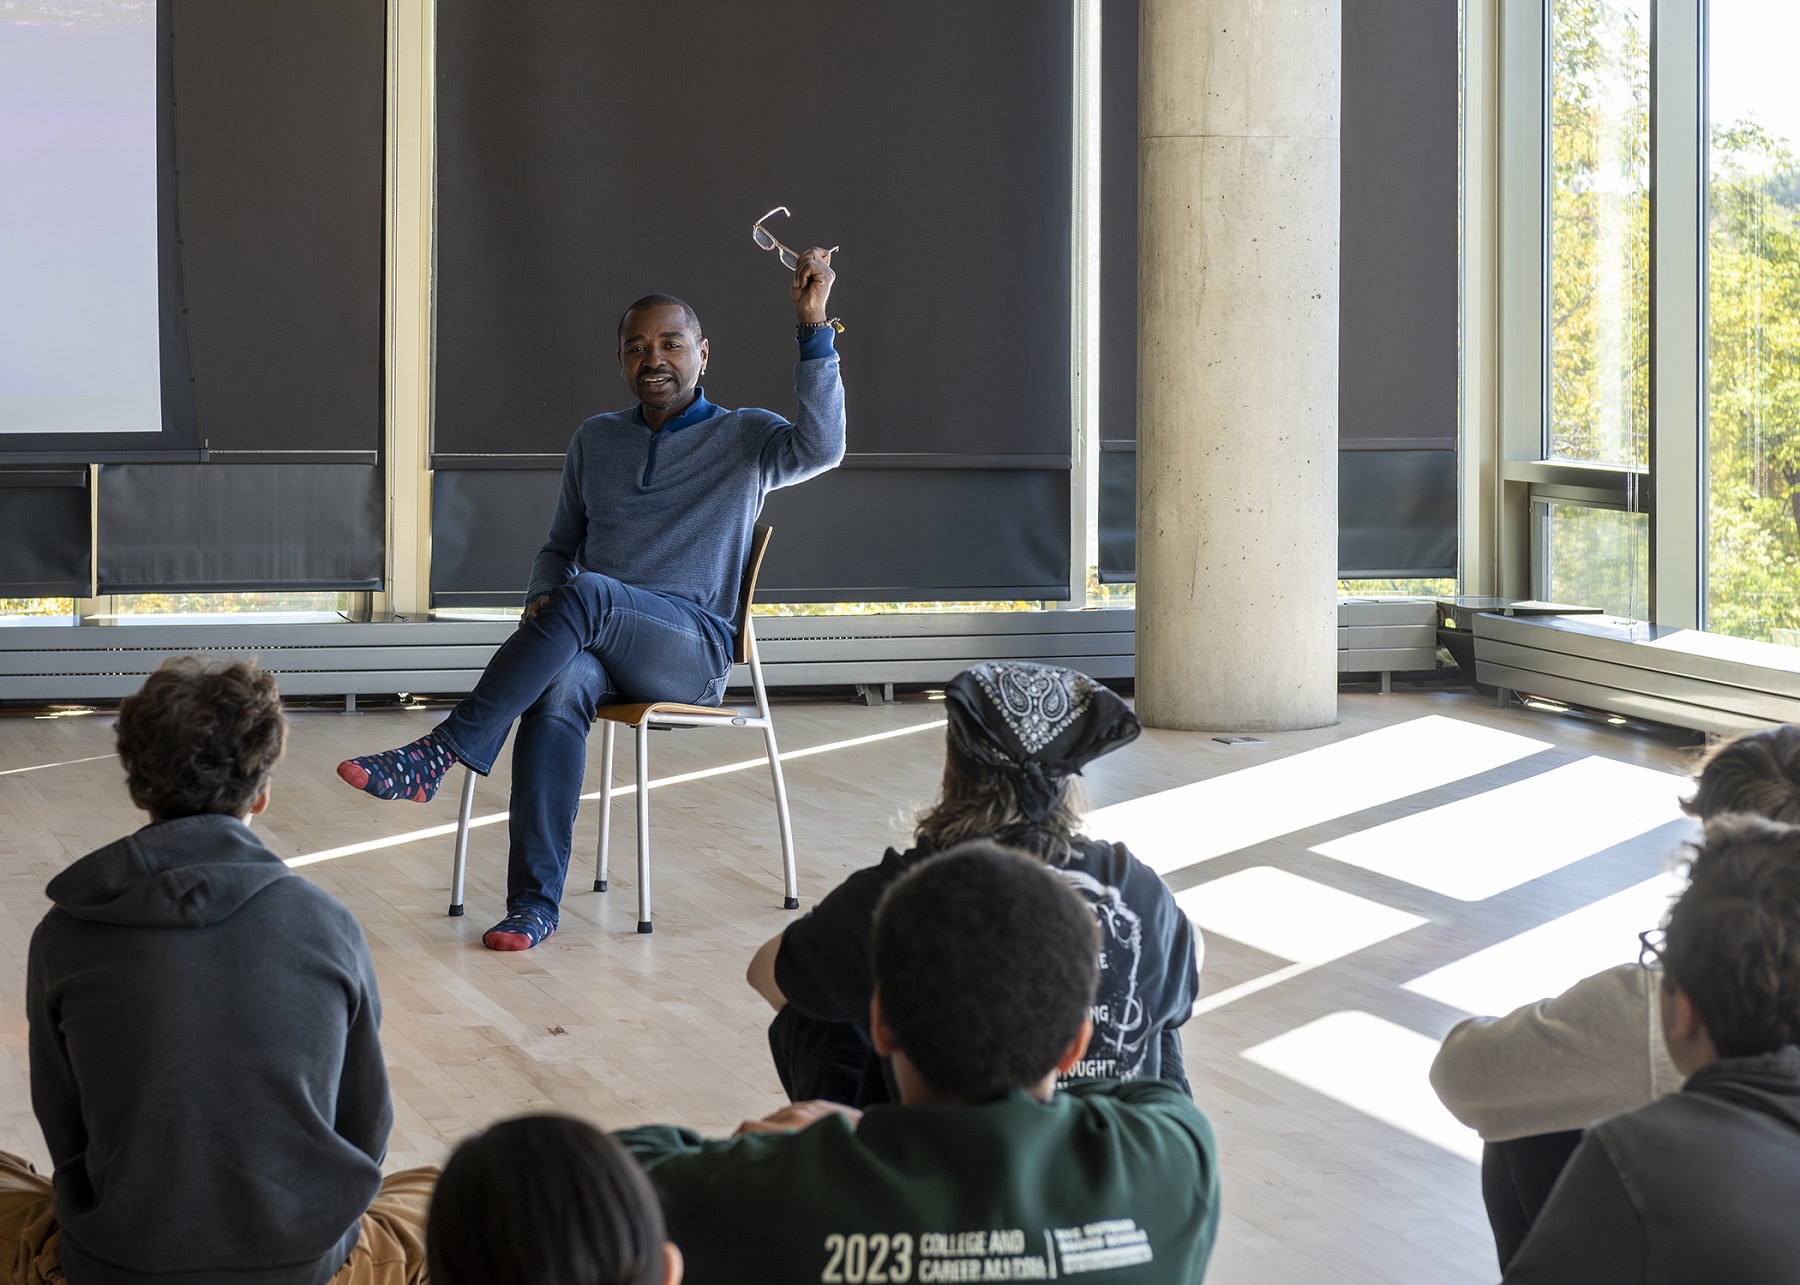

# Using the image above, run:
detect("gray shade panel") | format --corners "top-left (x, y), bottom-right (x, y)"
top-left (1098, 447), bottom-right (1136, 583)
top-left (1339, 0), bottom-right (1459, 448)
top-left (172, 0), bottom-right (386, 454)
top-left (431, 469), bottom-right (561, 604)
top-left (430, 468), bottom-right (1071, 604)
top-left (433, 0), bottom-right (1072, 462)
top-left (1099, 0), bottom-right (1139, 450)
top-left (97, 463), bottom-right (383, 591)
top-left (0, 473), bottom-right (90, 595)
top-left (1339, 449), bottom-right (1457, 578)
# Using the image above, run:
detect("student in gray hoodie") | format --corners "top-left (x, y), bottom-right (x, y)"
top-left (1430, 722), bottom-right (1800, 1267)
top-left (0, 658), bottom-right (432, 1285)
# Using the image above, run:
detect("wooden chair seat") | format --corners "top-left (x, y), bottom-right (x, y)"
top-left (597, 700), bottom-right (758, 727)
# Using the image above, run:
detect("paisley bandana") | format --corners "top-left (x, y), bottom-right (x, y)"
top-left (943, 662), bottom-right (1141, 822)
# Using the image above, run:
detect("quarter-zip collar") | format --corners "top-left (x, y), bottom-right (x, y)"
top-left (633, 387), bottom-right (720, 486)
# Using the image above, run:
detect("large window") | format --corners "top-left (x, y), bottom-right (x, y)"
top-left (1706, 0), bottom-right (1800, 645)
top-left (1549, 0), bottom-right (1650, 470)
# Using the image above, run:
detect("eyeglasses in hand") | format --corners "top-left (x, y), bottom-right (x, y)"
top-left (1639, 928), bottom-right (1666, 971)
top-left (753, 206), bottom-right (838, 270)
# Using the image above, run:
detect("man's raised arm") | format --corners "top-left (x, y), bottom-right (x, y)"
top-left (761, 246), bottom-right (846, 487)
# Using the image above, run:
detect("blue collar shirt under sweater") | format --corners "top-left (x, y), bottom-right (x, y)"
top-left (526, 329), bottom-right (845, 632)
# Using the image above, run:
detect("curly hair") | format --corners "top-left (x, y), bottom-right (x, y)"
top-left (115, 657), bottom-right (287, 821)
top-left (914, 739), bottom-right (1089, 865)
top-left (1666, 814), bottom-right (1800, 1057)
top-left (872, 842), bottom-right (1100, 1101)
top-left (1682, 724), bottom-right (1800, 823)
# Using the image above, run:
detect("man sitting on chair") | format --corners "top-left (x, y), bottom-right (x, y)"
top-left (338, 250), bottom-right (845, 951)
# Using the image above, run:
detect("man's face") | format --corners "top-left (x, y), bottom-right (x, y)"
top-left (618, 304), bottom-right (708, 411)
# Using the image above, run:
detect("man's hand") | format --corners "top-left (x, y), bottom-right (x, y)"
top-left (792, 247), bottom-right (836, 326)
top-left (521, 595), bottom-right (549, 622)
top-left (734, 1100), bottom-right (861, 1136)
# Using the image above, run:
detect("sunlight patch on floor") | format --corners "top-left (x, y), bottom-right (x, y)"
top-left (1176, 866), bottom-right (1427, 966)
top-left (1243, 1010), bottom-right (1482, 1162)
top-left (1403, 872), bottom-right (1684, 1017)
top-left (1083, 716), bottom-right (1553, 877)
top-left (1311, 756), bottom-right (1690, 900)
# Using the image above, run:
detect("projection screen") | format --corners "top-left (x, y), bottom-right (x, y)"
top-left (0, 1), bottom-right (160, 435)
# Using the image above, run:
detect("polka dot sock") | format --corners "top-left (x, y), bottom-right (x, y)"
top-left (336, 731), bottom-right (459, 803)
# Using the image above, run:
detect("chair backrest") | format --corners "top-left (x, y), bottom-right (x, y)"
top-left (731, 523), bottom-right (774, 665)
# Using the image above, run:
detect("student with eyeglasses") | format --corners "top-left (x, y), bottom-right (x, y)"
top-left (1430, 723), bottom-right (1800, 1269)
top-left (1503, 815), bottom-right (1800, 1283)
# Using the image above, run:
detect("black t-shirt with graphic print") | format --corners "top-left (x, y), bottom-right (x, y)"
top-left (774, 837), bottom-right (1201, 1096)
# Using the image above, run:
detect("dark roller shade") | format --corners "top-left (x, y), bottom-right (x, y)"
top-left (1098, 0), bottom-right (1460, 581)
top-left (0, 471), bottom-right (91, 596)
top-left (171, 0), bottom-right (385, 456)
top-left (1099, 0), bottom-right (1139, 455)
top-left (1097, 448), bottom-right (1135, 584)
top-left (1340, 0), bottom-right (1458, 454)
top-left (1339, 449), bottom-right (1457, 578)
top-left (436, 0), bottom-right (1072, 463)
top-left (431, 467), bottom-right (1071, 606)
top-left (431, 469), bottom-right (562, 608)
top-left (97, 464), bottom-right (383, 591)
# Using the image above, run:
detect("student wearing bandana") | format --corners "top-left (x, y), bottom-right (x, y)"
top-left (747, 661), bottom-right (1201, 1106)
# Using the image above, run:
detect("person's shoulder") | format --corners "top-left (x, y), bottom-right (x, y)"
top-left (254, 876), bottom-right (370, 947)
top-left (1061, 1081), bottom-right (1217, 1164)
top-left (1067, 839), bottom-right (1176, 905)
top-left (625, 1114), bottom-right (859, 1187)
top-left (792, 848), bottom-right (914, 929)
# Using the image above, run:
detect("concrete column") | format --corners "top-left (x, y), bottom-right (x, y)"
top-left (1136, 0), bottom-right (1340, 732)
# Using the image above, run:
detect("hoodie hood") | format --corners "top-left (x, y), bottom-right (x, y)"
top-left (47, 813), bottom-right (291, 929)
top-left (1683, 1046), bottom-right (1800, 1132)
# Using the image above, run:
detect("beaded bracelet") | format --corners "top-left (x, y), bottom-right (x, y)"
top-left (798, 318), bottom-right (846, 333)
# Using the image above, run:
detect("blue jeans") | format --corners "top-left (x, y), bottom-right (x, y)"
top-left (434, 572), bottom-right (733, 920)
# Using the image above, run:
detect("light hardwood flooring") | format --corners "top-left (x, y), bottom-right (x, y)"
top-left (0, 686), bottom-right (1701, 1284)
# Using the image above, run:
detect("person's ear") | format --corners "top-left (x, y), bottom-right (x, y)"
top-left (1054, 1019), bottom-right (1095, 1077)
top-left (699, 336), bottom-right (710, 374)
top-left (870, 988), bottom-right (897, 1058)
top-left (1660, 978), bottom-right (1717, 1076)
top-left (246, 781), bottom-right (272, 819)
top-left (662, 1240), bottom-right (684, 1285)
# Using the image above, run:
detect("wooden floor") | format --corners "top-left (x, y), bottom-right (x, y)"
top-left (0, 685), bottom-right (1701, 1284)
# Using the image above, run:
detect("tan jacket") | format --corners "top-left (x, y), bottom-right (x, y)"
top-left (1430, 963), bottom-right (1685, 1142)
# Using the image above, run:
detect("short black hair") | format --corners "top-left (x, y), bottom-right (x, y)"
top-left (871, 841), bottom-right (1099, 1101)
top-left (115, 657), bottom-right (287, 821)
top-left (1683, 724), bottom-right (1800, 823)
top-left (427, 1114), bottom-right (667, 1285)
top-left (1664, 814), bottom-right (1800, 1057)
top-left (617, 293), bottom-right (702, 344)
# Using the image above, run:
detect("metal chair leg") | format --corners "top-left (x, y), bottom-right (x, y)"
top-left (763, 723), bottom-right (799, 910)
top-left (635, 722), bottom-right (653, 933)
top-left (595, 721), bottom-right (615, 892)
top-left (449, 767), bottom-right (476, 916)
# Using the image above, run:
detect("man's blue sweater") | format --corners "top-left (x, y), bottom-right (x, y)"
top-left (527, 330), bottom-right (845, 636)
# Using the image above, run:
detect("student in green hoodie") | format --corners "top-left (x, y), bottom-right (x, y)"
top-left (619, 842), bottom-right (1220, 1285)
top-left (0, 658), bottom-right (432, 1285)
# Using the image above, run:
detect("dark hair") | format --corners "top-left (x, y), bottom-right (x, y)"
top-left (1683, 725), bottom-right (1800, 823)
top-left (617, 294), bottom-right (703, 343)
top-left (914, 739), bottom-right (1087, 865)
top-left (115, 657), bottom-right (286, 821)
top-left (1664, 814), bottom-right (1800, 1057)
top-left (428, 1115), bottom-right (668, 1285)
top-left (871, 842), bottom-right (1099, 1101)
